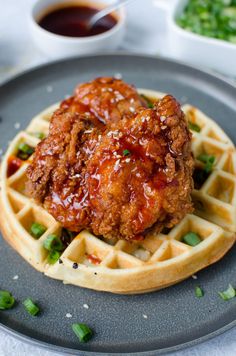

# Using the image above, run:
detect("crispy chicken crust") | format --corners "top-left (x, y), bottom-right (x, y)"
top-left (26, 78), bottom-right (194, 241)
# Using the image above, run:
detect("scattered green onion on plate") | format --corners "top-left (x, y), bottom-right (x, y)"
top-left (195, 286), bottom-right (204, 298)
top-left (0, 290), bottom-right (15, 310)
top-left (23, 298), bottom-right (40, 316)
top-left (218, 284), bottom-right (236, 301)
top-left (72, 323), bottom-right (93, 343)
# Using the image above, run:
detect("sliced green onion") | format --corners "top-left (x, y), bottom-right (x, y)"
top-left (188, 121), bottom-right (201, 132)
top-left (140, 94), bottom-right (154, 108)
top-left (43, 234), bottom-right (64, 251)
top-left (33, 132), bottom-right (46, 140)
top-left (182, 232), bottom-right (201, 246)
top-left (197, 154), bottom-right (215, 173)
top-left (30, 223), bottom-right (47, 239)
top-left (0, 290), bottom-right (15, 310)
top-left (218, 284), bottom-right (236, 301)
top-left (195, 286), bottom-right (204, 298)
top-left (47, 250), bottom-right (61, 264)
top-left (17, 143), bottom-right (35, 161)
top-left (18, 143), bottom-right (35, 155)
top-left (23, 298), bottom-right (40, 316)
top-left (72, 323), bottom-right (93, 343)
top-left (123, 149), bottom-right (131, 156)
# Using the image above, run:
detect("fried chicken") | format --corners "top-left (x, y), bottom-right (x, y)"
top-left (86, 95), bottom-right (194, 240)
top-left (27, 78), bottom-right (194, 241)
top-left (60, 77), bottom-right (146, 126)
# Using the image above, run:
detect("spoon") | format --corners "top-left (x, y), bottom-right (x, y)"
top-left (87, 0), bottom-right (135, 29)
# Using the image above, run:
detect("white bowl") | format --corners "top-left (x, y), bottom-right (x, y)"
top-left (29, 0), bottom-right (126, 59)
top-left (154, 0), bottom-right (236, 77)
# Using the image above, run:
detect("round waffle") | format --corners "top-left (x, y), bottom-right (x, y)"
top-left (0, 90), bottom-right (235, 294)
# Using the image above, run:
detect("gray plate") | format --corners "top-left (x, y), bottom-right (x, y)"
top-left (0, 54), bottom-right (236, 355)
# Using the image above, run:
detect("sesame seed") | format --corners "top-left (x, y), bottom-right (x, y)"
top-left (71, 173), bottom-right (81, 179)
top-left (83, 304), bottom-right (89, 309)
top-left (107, 131), bottom-right (112, 137)
top-left (84, 129), bottom-right (93, 134)
top-left (114, 73), bottom-right (122, 79)
top-left (143, 314), bottom-right (148, 319)
top-left (141, 117), bottom-right (146, 123)
top-left (14, 122), bottom-right (20, 129)
top-left (66, 313), bottom-right (72, 318)
top-left (160, 116), bottom-right (166, 122)
top-left (161, 125), bottom-right (167, 130)
top-left (130, 98), bottom-right (134, 104)
top-left (46, 85), bottom-right (53, 93)
top-left (125, 158), bottom-right (131, 163)
top-left (192, 274), bottom-right (198, 280)
top-left (108, 88), bottom-right (113, 92)
top-left (13, 275), bottom-right (19, 280)
top-left (129, 107), bottom-right (135, 113)
top-left (114, 159), bottom-right (120, 171)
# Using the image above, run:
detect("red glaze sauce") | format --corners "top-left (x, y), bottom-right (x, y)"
top-left (38, 6), bottom-right (117, 37)
top-left (86, 253), bottom-right (101, 265)
top-left (7, 156), bottom-right (22, 177)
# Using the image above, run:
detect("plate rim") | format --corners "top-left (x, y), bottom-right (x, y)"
top-left (0, 52), bottom-right (236, 355)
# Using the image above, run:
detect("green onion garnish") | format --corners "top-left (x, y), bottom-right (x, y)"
top-left (17, 143), bottom-right (35, 161)
top-left (23, 298), bottom-right (40, 316)
top-left (195, 286), bottom-right (204, 298)
top-left (34, 132), bottom-right (45, 140)
top-left (176, 0), bottom-right (236, 44)
top-left (43, 234), bottom-right (64, 251)
top-left (189, 121), bottom-right (201, 132)
top-left (182, 232), bottom-right (201, 246)
top-left (18, 143), bottom-right (34, 155)
top-left (47, 250), bottom-right (61, 264)
top-left (72, 323), bottom-right (93, 343)
top-left (140, 94), bottom-right (154, 108)
top-left (123, 149), bottom-right (131, 156)
top-left (197, 154), bottom-right (215, 173)
top-left (218, 284), bottom-right (236, 301)
top-left (0, 290), bottom-right (15, 310)
top-left (30, 223), bottom-right (47, 239)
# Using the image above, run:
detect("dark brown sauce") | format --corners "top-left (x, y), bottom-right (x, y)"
top-left (38, 6), bottom-right (117, 37)
top-left (7, 156), bottom-right (23, 177)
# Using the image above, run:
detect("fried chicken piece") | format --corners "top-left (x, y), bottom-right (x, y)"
top-left (27, 89), bottom-right (193, 241)
top-left (86, 95), bottom-right (194, 240)
top-left (26, 107), bottom-right (99, 230)
top-left (61, 77), bottom-right (146, 126)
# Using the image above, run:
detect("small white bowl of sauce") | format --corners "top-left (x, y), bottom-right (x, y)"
top-left (30, 0), bottom-right (126, 58)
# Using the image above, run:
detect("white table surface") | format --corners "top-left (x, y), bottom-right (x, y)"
top-left (0, 0), bottom-right (236, 355)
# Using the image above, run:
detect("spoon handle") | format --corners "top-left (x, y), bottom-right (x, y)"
top-left (88, 0), bottom-right (135, 28)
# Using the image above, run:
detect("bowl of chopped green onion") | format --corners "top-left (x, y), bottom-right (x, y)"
top-left (154, 0), bottom-right (236, 76)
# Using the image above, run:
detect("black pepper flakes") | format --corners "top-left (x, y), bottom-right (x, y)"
top-left (73, 262), bottom-right (78, 269)
top-left (59, 258), bottom-right (63, 264)
top-left (94, 272), bottom-right (97, 275)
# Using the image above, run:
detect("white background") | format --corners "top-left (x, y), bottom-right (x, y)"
top-left (0, 0), bottom-right (236, 355)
